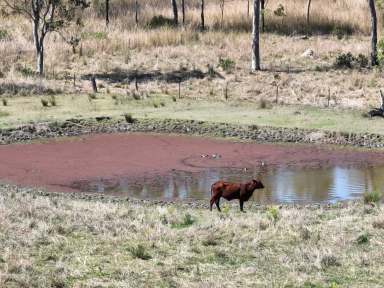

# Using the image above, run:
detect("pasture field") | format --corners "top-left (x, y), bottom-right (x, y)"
top-left (0, 185), bottom-right (384, 287)
top-left (1, 0), bottom-right (384, 287)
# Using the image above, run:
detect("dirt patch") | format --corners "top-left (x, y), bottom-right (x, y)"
top-left (0, 133), bottom-right (384, 194)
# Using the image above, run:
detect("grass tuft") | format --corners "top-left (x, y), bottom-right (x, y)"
top-left (363, 191), bottom-right (381, 204)
top-left (128, 244), bottom-right (152, 260)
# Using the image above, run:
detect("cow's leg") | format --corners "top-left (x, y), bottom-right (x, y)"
top-left (240, 199), bottom-right (245, 212)
top-left (210, 197), bottom-right (215, 211)
top-left (215, 197), bottom-right (221, 212)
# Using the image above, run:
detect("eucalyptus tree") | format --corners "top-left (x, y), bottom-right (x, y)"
top-left (3, 0), bottom-right (89, 75)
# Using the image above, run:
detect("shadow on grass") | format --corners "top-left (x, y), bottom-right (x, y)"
top-left (82, 67), bottom-right (224, 84)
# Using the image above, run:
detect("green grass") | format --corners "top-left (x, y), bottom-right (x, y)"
top-left (363, 191), bottom-right (382, 204)
top-left (0, 93), bottom-right (383, 136)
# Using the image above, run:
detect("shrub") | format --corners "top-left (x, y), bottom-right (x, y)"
top-left (218, 57), bottom-right (235, 72)
top-left (267, 206), bottom-right (279, 222)
top-left (88, 93), bottom-right (97, 101)
top-left (334, 53), bottom-right (369, 69)
top-left (334, 52), bottom-right (355, 68)
top-left (128, 244), bottom-right (151, 260)
top-left (41, 99), bottom-right (49, 107)
top-left (2, 98), bottom-right (7, 106)
top-left (356, 232), bottom-right (369, 245)
top-left (363, 191), bottom-right (381, 204)
top-left (124, 113), bottom-right (136, 123)
top-left (356, 54), bottom-right (369, 68)
top-left (147, 15), bottom-right (175, 29)
top-left (321, 255), bottom-right (340, 268)
top-left (17, 65), bottom-right (35, 77)
top-left (0, 29), bottom-right (10, 41)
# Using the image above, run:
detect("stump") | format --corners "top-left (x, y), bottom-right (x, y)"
top-left (368, 90), bottom-right (384, 118)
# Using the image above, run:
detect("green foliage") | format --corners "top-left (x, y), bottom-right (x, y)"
top-left (267, 206), bottom-right (279, 222)
top-left (147, 15), bottom-right (175, 29)
top-left (334, 53), bottom-right (368, 69)
top-left (17, 66), bottom-right (35, 77)
top-left (128, 244), bottom-right (151, 260)
top-left (171, 213), bottom-right (195, 229)
top-left (356, 233), bottom-right (369, 245)
top-left (218, 57), bottom-right (235, 72)
top-left (82, 31), bottom-right (107, 40)
top-left (363, 191), bottom-right (381, 204)
top-left (123, 113), bottom-right (136, 123)
top-left (0, 29), bottom-right (10, 40)
top-left (377, 39), bottom-right (384, 64)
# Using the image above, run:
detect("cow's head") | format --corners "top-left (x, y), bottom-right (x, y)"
top-left (251, 179), bottom-right (264, 190)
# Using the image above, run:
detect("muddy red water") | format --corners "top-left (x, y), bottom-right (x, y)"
top-left (1, 133), bottom-right (384, 203)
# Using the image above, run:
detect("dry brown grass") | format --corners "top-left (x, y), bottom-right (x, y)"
top-left (0, 0), bottom-right (383, 131)
top-left (0, 184), bottom-right (384, 287)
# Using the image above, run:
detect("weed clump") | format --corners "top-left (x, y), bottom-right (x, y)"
top-left (356, 232), bottom-right (369, 245)
top-left (2, 98), bottom-right (7, 106)
top-left (218, 57), bottom-right (235, 72)
top-left (267, 206), bottom-right (279, 222)
top-left (363, 191), bottom-right (381, 204)
top-left (128, 244), bottom-right (151, 260)
top-left (41, 98), bottom-right (49, 107)
top-left (171, 213), bottom-right (195, 229)
top-left (124, 113), bottom-right (136, 123)
top-left (334, 52), bottom-right (368, 69)
top-left (147, 15), bottom-right (175, 29)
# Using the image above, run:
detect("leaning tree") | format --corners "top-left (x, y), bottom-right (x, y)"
top-left (3, 0), bottom-right (89, 75)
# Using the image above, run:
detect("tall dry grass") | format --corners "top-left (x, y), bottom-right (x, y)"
top-left (88, 0), bottom-right (373, 34)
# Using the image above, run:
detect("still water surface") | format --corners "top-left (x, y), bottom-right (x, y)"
top-left (71, 165), bottom-right (384, 204)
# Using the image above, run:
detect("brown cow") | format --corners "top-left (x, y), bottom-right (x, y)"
top-left (210, 179), bottom-right (264, 212)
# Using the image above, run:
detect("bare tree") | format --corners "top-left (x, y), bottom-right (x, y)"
top-left (3, 0), bottom-right (88, 75)
top-left (105, 0), bottom-right (109, 26)
top-left (171, 0), bottom-right (178, 25)
top-left (181, 0), bottom-right (185, 24)
top-left (135, 0), bottom-right (139, 25)
top-left (306, 0), bottom-right (311, 27)
top-left (252, 0), bottom-right (261, 71)
top-left (201, 0), bottom-right (205, 30)
top-left (261, 0), bottom-right (265, 32)
top-left (368, 0), bottom-right (378, 66)
top-left (220, 0), bottom-right (224, 27)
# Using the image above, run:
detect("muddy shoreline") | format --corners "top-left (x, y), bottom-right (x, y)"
top-left (0, 182), bottom-right (358, 210)
top-left (1, 117), bottom-right (384, 148)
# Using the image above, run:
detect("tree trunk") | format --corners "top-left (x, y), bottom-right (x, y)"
top-left (32, 19), bottom-right (45, 75)
top-left (261, 0), bottom-right (265, 32)
top-left (171, 0), bottom-right (178, 25)
top-left (106, 0), bottom-right (109, 26)
top-left (306, 0), bottom-right (311, 26)
top-left (182, 0), bottom-right (185, 24)
top-left (247, 0), bottom-right (250, 17)
top-left (220, 0), bottom-right (224, 27)
top-left (135, 0), bottom-right (138, 25)
top-left (201, 0), bottom-right (205, 31)
top-left (37, 45), bottom-right (44, 75)
top-left (368, 0), bottom-right (378, 66)
top-left (252, 0), bottom-right (261, 71)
